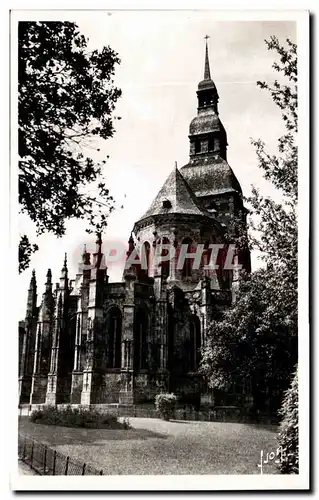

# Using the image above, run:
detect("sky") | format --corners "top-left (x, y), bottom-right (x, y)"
top-left (17, 12), bottom-right (296, 318)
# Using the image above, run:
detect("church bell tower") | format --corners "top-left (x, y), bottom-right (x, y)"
top-left (189, 36), bottom-right (227, 162)
top-left (181, 36), bottom-right (251, 273)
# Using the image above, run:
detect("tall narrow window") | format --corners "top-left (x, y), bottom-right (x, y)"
top-left (186, 315), bottom-right (201, 372)
top-left (198, 95), bottom-right (205, 108)
top-left (202, 240), bottom-right (212, 276)
top-left (134, 308), bottom-right (149, 371)
top-left (159, 237), bottom-right (170, 279)
top-left (182, 237), bottom-right (193, 278)
top-left (167, 310), bottom-right (175, 372)
top-left (106, 307), bottom-right (122, 369)
top-left (195, 140), bottom-right (201, 154)
top-left (216, 245), bottom-right (229, 288)
top-left (141, 241), bottom-right (151, 277)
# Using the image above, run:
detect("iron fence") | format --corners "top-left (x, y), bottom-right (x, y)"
top-left (18, 434), bottom-right (104, 475)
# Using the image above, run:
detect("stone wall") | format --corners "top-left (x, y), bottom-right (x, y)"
top-left (133, 372), bottom-right (168, 404)
top-left (93, 372), bottom-right (122, 404)
top-left (70, 372), bottom-right (83, 404)
top-left (30, 375), bottom-right (48, 404)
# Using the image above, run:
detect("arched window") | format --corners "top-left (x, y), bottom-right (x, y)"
top-left (106, 307), bottom-right (122, 369)
top-left (134, 308), bottom-right (149, 371)
top-left (182, 237), bottom-right (193, 278)
top-left (216, 245), bottom-right (230, 288)
top-left (167, 310), bottom-right (175, 372)
top-left (141, 241), bottom-right (151, 277)
top-left (201, 240), bottom-right (211, 275)
top-left (185, 315), bottom-right (201, 372)
top-left (159, 237), bottom-right (170, 279)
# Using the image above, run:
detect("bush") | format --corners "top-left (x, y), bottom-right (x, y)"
top-left (277, 367), bottom-right (298, 474)
top-left (155, 393), bottom-right (177, 421)
top-left (29, 409), bottom-right (43, 422)
top-left (122, 417), bottom-right (131, 429)
top-left (29, 405), bottom-right (127, 429)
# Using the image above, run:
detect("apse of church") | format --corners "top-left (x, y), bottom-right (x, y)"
top-left (19, 40), bottom-right (250, 408)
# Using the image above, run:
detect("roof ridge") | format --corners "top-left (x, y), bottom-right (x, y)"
top-left (174, 167), bottom-right (204, 211)
top-left (139, 166), bottom-right (207, 220)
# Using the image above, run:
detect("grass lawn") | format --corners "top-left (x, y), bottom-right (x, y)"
top-left (19, 416), bottom-right (279, 475)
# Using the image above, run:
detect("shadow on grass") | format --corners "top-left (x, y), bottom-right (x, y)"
top-left (19, 417), bottom-right (166, 446)
top-left (170, 419), bottom-right (198, 424)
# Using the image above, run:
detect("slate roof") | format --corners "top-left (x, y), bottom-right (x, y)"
top-left (197, 78), bottom-right (218, 91)
top-left (180, 155), bottom-right (242, 198)
top-left (139, 166), bottom-right (208, 220)
top-left (189, 111), bottom-right (226, 136)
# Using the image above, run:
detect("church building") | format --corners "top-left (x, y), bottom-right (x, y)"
top-left (19, 41), bottom-right (250, 409)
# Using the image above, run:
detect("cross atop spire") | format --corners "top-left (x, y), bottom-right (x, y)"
top-left (204, 35), bottom-right (211, 80)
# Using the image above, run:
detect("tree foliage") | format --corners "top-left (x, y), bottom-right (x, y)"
top-left (278, 367), bottom-right (299, 474)
top-left (250, 36), bottom-right (298, 262)
top-left (201, 36), bottom-right (298, 414)
top-left (18, 21), bottom-right (122, 271)
top-left (19, 234), bottom-right (39, 274)
top-left (200, 269), bottom-right (297, 413)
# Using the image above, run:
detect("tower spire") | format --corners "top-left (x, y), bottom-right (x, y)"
top-left (26, 269), bottom-right (37, 318)
top-left (60, 252), bottom-right (68, 287)
top-left (204, 35), bottom-right (211, 80)
top-left (45, 269), bottom-right (52, 289)
top-left (94, 232), bottom-right (103, 269)
top-left (82, 243), bottom-right (91, 266)
top-left (30, 269), bottom-right (36, 286)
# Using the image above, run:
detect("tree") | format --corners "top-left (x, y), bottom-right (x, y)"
top-left (249, 36), bottom-right (297, 269)
top-left (18, 21), bottom-right (122, 272)
top-left (200, 36), bottom-right (298, 414)
top-left (200, 268), bottom-right (297, 414)
top-left (278, 367), bottom-right (299, 474)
